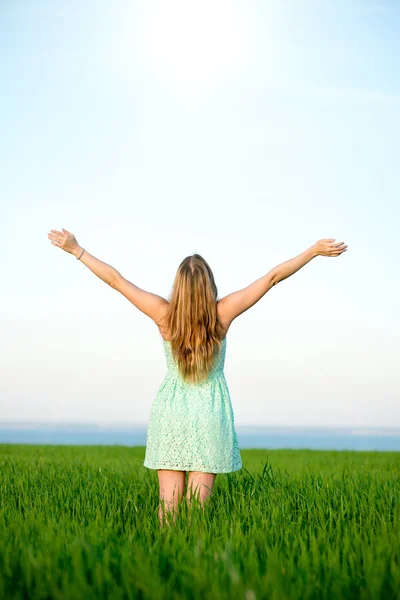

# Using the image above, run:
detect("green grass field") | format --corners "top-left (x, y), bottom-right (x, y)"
top-left (0, 445), bottom-right (399, 599)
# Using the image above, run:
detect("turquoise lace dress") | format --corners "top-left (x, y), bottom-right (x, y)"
top-left (144, 336), bottom-right (242, 473)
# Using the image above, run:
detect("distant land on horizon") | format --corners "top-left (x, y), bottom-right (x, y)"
top-left (1, 421), bottom-right (400, 436)
top-left (1, 422), bottom-right (400, 451)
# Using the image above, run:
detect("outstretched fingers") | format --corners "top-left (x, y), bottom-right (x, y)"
top-left (329, 240), bottom-right (348, 256)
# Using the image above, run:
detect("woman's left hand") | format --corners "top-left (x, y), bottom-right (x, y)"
top-left (48, 228), bottom-right (80, 256)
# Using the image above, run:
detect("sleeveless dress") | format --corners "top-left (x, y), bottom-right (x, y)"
top-left (144, 336), bottom-right (242, 473)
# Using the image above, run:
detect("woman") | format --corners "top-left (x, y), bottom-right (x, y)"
top-left (48, 228), bottom-right (347, 524)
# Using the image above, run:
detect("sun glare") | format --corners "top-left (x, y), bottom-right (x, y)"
top-left (137, 0), bottom-right (254, 96)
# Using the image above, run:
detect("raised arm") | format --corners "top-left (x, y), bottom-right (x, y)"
top-left (217, 239), bottom-right (347, 327)
top-left (47, 228), bottom-right (168, 323)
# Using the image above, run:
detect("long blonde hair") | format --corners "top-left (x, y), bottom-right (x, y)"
top-left (159, 253), bottom-right (226, 384)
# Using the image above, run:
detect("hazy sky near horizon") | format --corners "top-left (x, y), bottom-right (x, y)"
top-left (1, 0), bottom-right (399, 427)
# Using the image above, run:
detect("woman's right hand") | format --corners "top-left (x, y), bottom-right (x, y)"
top-left (314, 238), bottom-right (348, 257)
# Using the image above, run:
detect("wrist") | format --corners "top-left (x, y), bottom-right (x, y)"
top-left (310, 244), bottom-right (319, 258)
top-left (72, 245), bottom-right (83, 258)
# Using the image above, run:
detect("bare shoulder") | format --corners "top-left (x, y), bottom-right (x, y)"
top-left (215, 272), bottom-right (276, 326)
top-left (216, 300), bottom-right (232, 338)
top-left (154, 303), bottom-right (169, 336)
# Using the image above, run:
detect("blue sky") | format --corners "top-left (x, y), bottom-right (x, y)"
top-left (1, 0), bottom-right (399, 427)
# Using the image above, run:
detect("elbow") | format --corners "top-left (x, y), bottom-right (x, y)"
top-left (109, 273), bottom-right (121, 289)
top-left (270, 272), bottom-right (279, 287)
